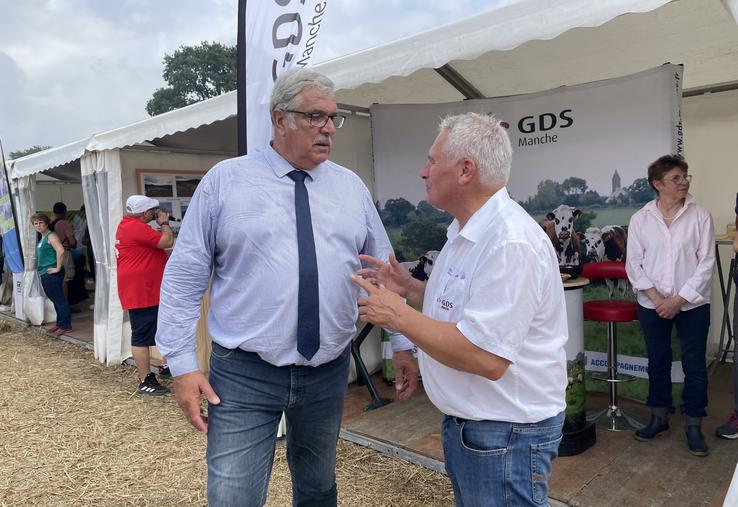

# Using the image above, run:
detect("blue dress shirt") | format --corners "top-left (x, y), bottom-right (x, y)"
top-left (156, 145), bottom-right (407, 375)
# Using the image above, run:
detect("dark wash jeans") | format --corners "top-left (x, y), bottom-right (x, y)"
top-left (206, 342), bottom-right (350, 507)
top-left (40, 269), bottom-right (71, 329)
top-left (637, 304), bottom-right (710, 418)
top-left (442, 410), bottom-right (565, 507)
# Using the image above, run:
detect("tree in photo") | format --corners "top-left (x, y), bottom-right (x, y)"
top-left (399, 219), bottom-right (447, 259)
top-left (146, 42), bottom-right (236, 116)
top-left (532, 179), bottom-right (565, 213)
top-left (415, 200), bottom-right (452, 224)
top-left (9, 145), bottom-right (52, 160)
top-left (381, 198), bottom-right (415, 228)
top-left (627, 177), bottom-right (656, 205)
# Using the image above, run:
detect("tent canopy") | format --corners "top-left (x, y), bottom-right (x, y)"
top-left (9, 0), bottom-right (738, 179)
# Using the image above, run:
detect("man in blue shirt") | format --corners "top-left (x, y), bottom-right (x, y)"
top-left (156, 69), bottom-right (412, 506)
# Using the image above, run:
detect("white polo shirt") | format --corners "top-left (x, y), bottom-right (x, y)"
top-left (419, 188), bottom-right (568, 423)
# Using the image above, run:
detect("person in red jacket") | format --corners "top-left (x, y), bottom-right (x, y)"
top-left (115, 195), bottom-right (173, 395)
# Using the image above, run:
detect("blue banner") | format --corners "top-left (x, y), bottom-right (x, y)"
top-left (0, 141), bottom-right (24, 273)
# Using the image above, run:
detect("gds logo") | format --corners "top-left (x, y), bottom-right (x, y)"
top-left (517, 109), bottom-right (574, 134)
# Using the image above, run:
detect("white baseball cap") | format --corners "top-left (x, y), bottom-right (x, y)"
top-left (125, 195), bottom-right (160, 214)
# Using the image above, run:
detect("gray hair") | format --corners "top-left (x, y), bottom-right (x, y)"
top-left (270, 69), bottom-right (335, 127)
top-left (438, 112), bottom-right (512, 186)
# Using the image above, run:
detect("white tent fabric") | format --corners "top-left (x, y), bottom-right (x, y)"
top-left (319, 0), bottom-right (670, 91)
top-left (7, 0), bottom-right (738, 365)
top-left (14, 175), bottom-right (39, 323)
top-left (10, 92), bottom-right (235, 180)
top-left (80, 150), bottom-right (128, 365)
top-left (15, 0), bottom-right (735, 179)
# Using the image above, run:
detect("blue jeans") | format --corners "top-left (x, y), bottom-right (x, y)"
top-left (207, 342), bottom-right (350, 507)
top-left (40, 269), bottom-right (71, 329)
top-left (637, 304), bottom-right (710, 417)
top-left (442, 411), bottom-right (564, 507)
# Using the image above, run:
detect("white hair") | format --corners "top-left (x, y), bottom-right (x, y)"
top-left (438, 112), bottom-right (512, 185)
top-left (270, 68), bottom-right (335, 129)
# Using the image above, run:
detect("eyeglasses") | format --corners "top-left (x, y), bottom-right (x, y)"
top-left (285, 110), bottom-right (346, 129)
top-left (664, 174), bottom-right (692, 185)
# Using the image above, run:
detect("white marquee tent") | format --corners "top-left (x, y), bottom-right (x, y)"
top-left (8, 0), bottom-right (738, 365)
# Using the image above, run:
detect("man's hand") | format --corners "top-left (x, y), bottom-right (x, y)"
top-left (173, 370), bottom-right (221, 433)
top-left (392, 350), bottom-right (418, 401)
top-left (155, 209), bottom-right (170, 226)
top-left (655, 295), bottom-right (685, 320)
top-left (357, 254), bottom-right (412, 298)
top-left (352, 275), bottom-right (408, 329)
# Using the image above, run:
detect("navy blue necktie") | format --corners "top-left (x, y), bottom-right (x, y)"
top-left (287, 170), bottom-right (320, 360)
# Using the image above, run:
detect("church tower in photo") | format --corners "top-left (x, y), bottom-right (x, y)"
top-left (612, 170), bottom-right (621, 194)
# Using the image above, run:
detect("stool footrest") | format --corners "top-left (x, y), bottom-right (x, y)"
top-left (587, 406), bottom-right (645, 432)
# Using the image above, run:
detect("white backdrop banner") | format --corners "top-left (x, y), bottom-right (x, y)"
top-left (370, 64), bottom-right (683, 207)
top-left (240, 0), bottom-right (330, 155)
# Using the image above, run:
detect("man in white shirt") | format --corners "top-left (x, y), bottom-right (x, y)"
top-left (354, 112), bottom-right (568, 506)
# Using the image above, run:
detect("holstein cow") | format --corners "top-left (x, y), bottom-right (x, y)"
top-left (545, 204), bottom-right (582, 266)
top-left (400, 250), bottom-right (440, 282)
top-left (582, 225), bottom-right (629, 298)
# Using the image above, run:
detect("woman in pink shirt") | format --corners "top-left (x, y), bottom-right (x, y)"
top-left (626, 154), bottom-right (715, 457)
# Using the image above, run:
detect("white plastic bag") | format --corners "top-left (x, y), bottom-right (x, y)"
top-left (23, 272), bottom-right (57, 326)
top-left (23, 272), bottom-right (46, 326)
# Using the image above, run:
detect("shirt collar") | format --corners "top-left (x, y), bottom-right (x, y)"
top-left (264, 143), bottom-right (322, 181)
top-left (643, 193), bottom-right (695, 217)
top-left (447, 187), bottom-right (511, 243)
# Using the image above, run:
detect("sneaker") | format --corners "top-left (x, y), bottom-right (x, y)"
top-left (158, 365), bottom-right (172, 378)
top-left (715, 413), bottom-right (738, 439)
top-left (136, 373), bottom-right (169, 396)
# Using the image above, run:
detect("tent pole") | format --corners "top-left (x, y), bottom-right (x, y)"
top-left (237, 0), bottom-right (248, 156)
top-left (435, 64), bottom-right (485, 100)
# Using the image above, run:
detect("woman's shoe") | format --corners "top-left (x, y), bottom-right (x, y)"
top-left (686, 425), bottom-right (709, 457)
top-left (634, 415), bottom-right (669, 441)
top-left (46, 326), bottom-right (59, 333)
top-left (53, 328), bottom-right (73, 336)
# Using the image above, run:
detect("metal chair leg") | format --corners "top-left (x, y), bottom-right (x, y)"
top-left (589, 322), bottom-right (645, 431)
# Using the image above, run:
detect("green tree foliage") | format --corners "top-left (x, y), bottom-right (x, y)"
top-left (146, 42), bottom-right (236, 116)
top-left (415, 200), bottom-right (452, 224)
top-left (627, 177), bottom-right (655, 205)
top-left (532, 179), bottom-right (565, 212)
top-left (561, 177), bottom-right (588, 196)
top-left (8, 145), bottom-right (51, 160)
top-left (400, 219), bottom-right (447, 259)
top-left (381, 198), bottom-right (415, 227)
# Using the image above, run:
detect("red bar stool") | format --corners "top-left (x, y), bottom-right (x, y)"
top-left (582, 261), bottom-right (645, 431)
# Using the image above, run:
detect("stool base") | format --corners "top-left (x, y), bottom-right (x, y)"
top-left (587, 405), bottom-right (645, 432)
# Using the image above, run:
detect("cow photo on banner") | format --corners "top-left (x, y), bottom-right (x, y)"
top-left (370, 64), bottom-right (685, 403)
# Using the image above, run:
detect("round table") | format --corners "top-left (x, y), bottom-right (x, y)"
top-left (559, 277), bottom-right (597, 456)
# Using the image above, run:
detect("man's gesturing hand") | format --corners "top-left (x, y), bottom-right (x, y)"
top-left (352, 275), bottom-right (407, 330)
top-left (173, 370), bottom-right (221, 433)
top-left (356, 253), bottom-right (411, 298)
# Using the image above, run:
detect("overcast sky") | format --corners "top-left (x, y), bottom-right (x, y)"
top-left (0, 0), bottom-right (508, 156)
